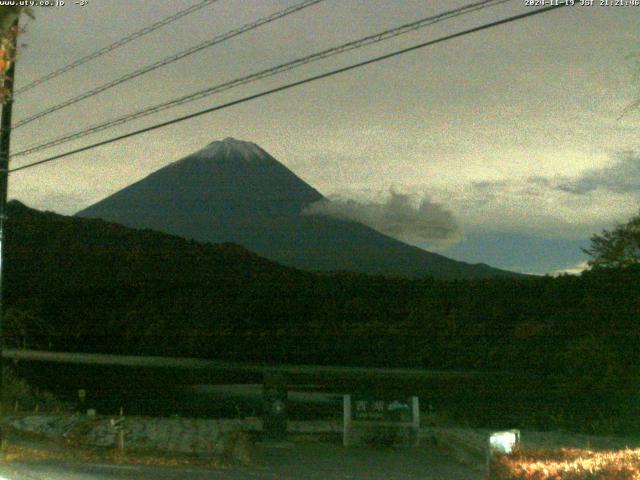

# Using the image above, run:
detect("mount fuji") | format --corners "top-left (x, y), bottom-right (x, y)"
top-left (76, 138), bottom-right (516, 278)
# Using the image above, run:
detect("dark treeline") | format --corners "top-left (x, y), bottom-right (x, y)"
top-left (4, 201), bottom-right (640, 432)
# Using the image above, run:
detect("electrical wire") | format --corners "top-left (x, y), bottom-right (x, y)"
top-left (15, 0), bottom-right (220, 96)
top-left (12, 0), bottom-right (510, 158)
top-left (13, 0), bottom-right (326, 129)
top-left (9, 2), bottom-right (569, 174)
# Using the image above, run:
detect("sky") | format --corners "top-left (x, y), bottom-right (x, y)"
top-left (6, 0), bottom-right (640, 275)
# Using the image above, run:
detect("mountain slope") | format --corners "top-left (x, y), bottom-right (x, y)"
top-left (77, 137), bottom-right (517, 279)
top-left (4, 199), bottom-right (310, 356)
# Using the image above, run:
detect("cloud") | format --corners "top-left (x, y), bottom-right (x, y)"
top-left (553, 151), bottom-right (640, 195)
top-left (303, 190), bottom-right (462, 247)
top-left (459, 150), bottom-right (640, 238)
top-left (472, 152), bottom-right (640, 197)
top-left (551, 261), bottom-right (590, 276)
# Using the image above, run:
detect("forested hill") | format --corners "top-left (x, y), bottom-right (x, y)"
top-left (6, 199), bottom-right (301, 293)
top-left (4, 200), bottom-right (640, 376)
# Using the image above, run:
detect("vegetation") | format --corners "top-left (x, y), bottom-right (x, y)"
top-left (1, 366), bottom-right (62, 414)
top-left (0, 7), bottom-right (31, 38)
top-left (583, 211), bottom-right (640, 269)
top-left (0, 435), bottom-right (235, 469)
top-left (4, 201), bottom-right (640, 433)
top-left (0, 7), bottom-right (32, 102)
top-left (360, 424), bottom-right (411, 448)
top-left (489, 445), bottom-right (640, 480)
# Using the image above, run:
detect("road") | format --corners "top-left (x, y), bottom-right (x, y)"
top-left (0, 442), bottom-right (482, 479)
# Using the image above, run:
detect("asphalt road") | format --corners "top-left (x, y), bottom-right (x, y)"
top-left (0, 443), bottom-right (482, 479)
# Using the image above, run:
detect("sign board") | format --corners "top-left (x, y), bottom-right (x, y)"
top-left (343, 395), bottom-right (419, 447)
top-left (351, 397), bottom-right (413, 422)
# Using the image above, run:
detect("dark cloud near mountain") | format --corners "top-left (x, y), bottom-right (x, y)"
top-left (303, 190), bottom-right (462, 246)
top-left (554, 151), bottom-right (640, 195)
top-left (470, 180), bottom-right (510, 192)
top-left (471, 151), bottom-right (640, 197)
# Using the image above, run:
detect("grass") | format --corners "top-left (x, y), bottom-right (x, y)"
top-left (0, 367), bottom-right (258, 470)
top-left (221, 431), bottom-right (254, 464)
top-left (0, 422), bottom-right (256, 468)
top-left (0, 442), bottom-right (228, 468)
top-left (0, 366), bottom-right (66, 415)
top-left (360, 425), bottom-right (405, 448)
top-left (488, 445), bottom-right (640, 479)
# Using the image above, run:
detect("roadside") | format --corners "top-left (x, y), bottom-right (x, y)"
top-left (6, 412), bottom-right (640, 479)
top-left (0, 441), bottom-right (483, 480)
top-left (0, 414), bottom-right (483, 479)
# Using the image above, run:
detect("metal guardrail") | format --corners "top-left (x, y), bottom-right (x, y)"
top-left (2, 348), bottom-right (502, 380)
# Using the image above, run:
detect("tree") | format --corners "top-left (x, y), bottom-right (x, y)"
top-left (0, 7), bottom-right (24, 37)
top-left (582, 211), bottom-right (640, 268)
top-left (0, 7), bottom-right (33, 102)
top-left (3, 308), bottom-right (52, 349)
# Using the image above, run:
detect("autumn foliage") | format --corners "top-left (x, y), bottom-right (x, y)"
top-left (489, 445), bottom-right (640, 480)
top-left (0, 6), bottom-right (32, 103)
top-left (0, 23), bottom-right (18, 102)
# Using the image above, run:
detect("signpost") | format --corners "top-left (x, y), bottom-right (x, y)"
top-left (110, 415), bottom-right (126, 451)
top-left (262, 372), bottom-right (288, 442)
top-left (343, 395), bottom-right (419, 447)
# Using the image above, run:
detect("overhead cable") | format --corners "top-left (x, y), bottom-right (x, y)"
top-left (13, 0), bottom-right (509, 158)
top-left (15, 0), bottom-right (220, 96)
top-left (10, 3), bottom-right (569, 173)
top-left (13, 0), bottom-right (326, 128)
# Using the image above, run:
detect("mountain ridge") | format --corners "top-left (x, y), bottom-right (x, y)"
top-left (76, 138), bottom-right (519, 279)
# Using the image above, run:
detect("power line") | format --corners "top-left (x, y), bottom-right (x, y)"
top-left (9, 3), bottom-right (569, 174)
top-left (14, 0), bottom-right (220, 96)
top-left (13, 0), bottom-right (509, 158)
top-left (13, 0), bottom-right (326, 129)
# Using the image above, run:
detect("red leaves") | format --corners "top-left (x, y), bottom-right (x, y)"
top-left (489, 446), bottom-right (640, 480)
top-left (0, 24), bottom-right (21, 103)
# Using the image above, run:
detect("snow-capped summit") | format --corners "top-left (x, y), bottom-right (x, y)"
top-left (77, 137), bottom-right (324, 222)
top-left (197, 137), bottom-right (270, 162)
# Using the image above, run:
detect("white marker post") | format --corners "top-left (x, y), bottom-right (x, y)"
top-left (411, 396), bottom-right (420, 446)
top-left (487, 429), bottom-right (520, 475)
top-left (343, 394), bottom-right (352, 447)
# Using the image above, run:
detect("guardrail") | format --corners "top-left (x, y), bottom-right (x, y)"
top-left (2, 348), bottom-right (501, 380)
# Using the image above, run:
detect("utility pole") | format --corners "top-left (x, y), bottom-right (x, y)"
top-left (0, 17), bottom-right (19, 446)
